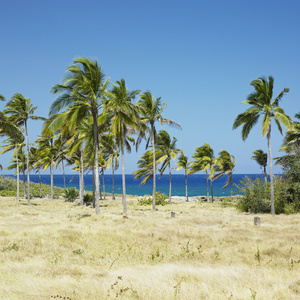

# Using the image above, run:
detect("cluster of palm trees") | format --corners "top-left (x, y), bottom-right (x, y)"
top-left (1, 63), bottom-right (297, 217)
top-left (0, 58), bottom-right (183, 215)
top-left (134, 139), bottom-right (236, 205)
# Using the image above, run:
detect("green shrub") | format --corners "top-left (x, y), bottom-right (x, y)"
top-left (138, 192), bottom-right (168, 206)
top-left (236, 178), bottom-right (270, 213)
top-left (64, 188), bottom-right (79, 202)
top-left (236, 176), bottom-right (300, 214)
top-left (83, 193), bottom-right (93, 204)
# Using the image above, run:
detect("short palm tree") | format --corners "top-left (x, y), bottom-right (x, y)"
top-left (5, 93), bottom-right (42, 205)
top-left (175, 151), bottom-right (190, 201)
top-left (215, 150), bottom-right (236, 196)
top-left (275, 112), bottom-right (300, 167)
top-left (251, 149), bottom-right (268, 183)
top-left (133, 149), bottom-right (155, 185)
top-left (1, 132), bottom-right (24, 201)
top-left (137, 91), bottom-right (181, 210)
top-left (233, 76), bottom-right (291, 215)
top-left (156, 130), bottom-right (181, 203)
top-left (190, 143), bottom-right (217, 202)
top-left (104, 79), bottom-right (140, 215)
top-left (101, 134), bottom-right (120, 200)
top-left (50, 57), bottom-right (109, 215)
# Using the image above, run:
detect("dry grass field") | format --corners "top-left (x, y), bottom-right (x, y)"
top-left (0, 196), bottom-right (300, 299)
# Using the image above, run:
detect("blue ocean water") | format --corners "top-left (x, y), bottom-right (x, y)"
top-left (5, 173), bottom-right (270, 197)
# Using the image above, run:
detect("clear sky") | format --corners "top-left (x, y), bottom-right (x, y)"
top-left (0, 0), bottom-right (299, 175)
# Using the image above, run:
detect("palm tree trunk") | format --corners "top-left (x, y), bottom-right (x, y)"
top-left (263, 166), bottom-right (267, 184)
top-left (267, 130), bottom-right (275, 215)
top-left (50, 138), bottom-right (54, 201)
top-left (92, 113), bottom-right (100, 215)
top-left (102, 169), bottom-right (106, 200)
top-left (112, 156), bottom-right (115, 200)
top-left (25, 121), bottom-right (30, 206)
top-left (92, 167), bottom-right (95, 208)
top-left (230, 175), bottom-right (232, 198)
top-left (15, 140), bottom-right (19, 202)
top-left (38, 170), bottom-right (42, 198)
top-left (99, 170), bottom-right (102, 200)
top-left (206, 170), bottom-right (210, 202)
top-left (121, 129), bottom-right (127, 215)
top-left (210, 179), bottom-right (214, 203)
top-left (151, 124), bottom-right (156, 211)
top-left (21, 147), bottom-right (26, 199)
top-left (62, 158), bottom-right (66, 189)
top-left (168, 163), bottom-right (172, 203)
top-left (80, 144), bottom-right (84, 206)
top-left (185, 170), bottom-right (188, 202)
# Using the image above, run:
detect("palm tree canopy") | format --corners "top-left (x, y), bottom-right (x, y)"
top-left (175, 151), bottom-right (189, 172)
top-left (104, 79), bottom-right (140, 149)
top-left (4, 93), bottom-right (40, 126)
top-left (50, 57), bottom-right (109, 116)
top-left (233, 76), bottom-right (291, 140)
top-left (133, 149), bottom-right (154, 185)
top-left (156, 130), bottom-right (181, 175)
top-left (251, 149), bottom-right (267, 168)
top-left (136, 91), bottom-right (181, 148)
top-left (189, 143), bottom-right (214, 174)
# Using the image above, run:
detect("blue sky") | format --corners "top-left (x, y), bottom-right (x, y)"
top-left (0, 0), bottom-right (299, 175)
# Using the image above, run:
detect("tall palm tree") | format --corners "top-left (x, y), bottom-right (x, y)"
top-left (251, 149), bottom-right (268, 183)
top-left (156, 130), bottom-right (181, 202)
top-left (50, 57), bottom-right (109, 215)
top-left (5, 93), bottom-right (41, 205)
top-left (175, 151), bottom-right (190, 202)
top-left (233, 76), bottom-right (291, 215)
top-left (104, 79), bottom-right (140, 215)
top-left (137, 91), bottom-right (181, 210)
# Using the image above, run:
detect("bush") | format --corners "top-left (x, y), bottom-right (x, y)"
top-left (83, 193), bottom-right (93, 204)
top-left (138, 192), bottom-right (168, 206)
top-left (236, 177), bottom-right (270, 213)
top-left (64, 188), bottom-right (79, 202)
top-left (236, 176), bottom-right (300, 214)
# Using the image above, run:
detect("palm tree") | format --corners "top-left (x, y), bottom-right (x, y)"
top-left (233, 76), bottom-right (291, 215)
top-left (0, 132), bottom-right (24, 201)
top-left (175, 151), bottom-right (190, 201)
top-left (29, 146), bottom-right (43, 198)
top-left (50, 57), bottom-right (109, 215)
top-left (137, 91), bottom-right (181, 210)
top-left (104, 79), bottom-right (140, 215)
top-left (101, 134), bottom-right (119, 200)
top-left (190, 143), bottom-right (217, 202)
top-left (251, 149), bottom-right (268, 183)
top-left (35, 134), bottom-right (58, 200)
top-left (275, 112), bottom-right (300, 168)
top-left (215, 150), bottom-right (236, 197)
top-left (156, 130), bottom-right (180, 202)
top-left (4, 93), bottom-right (41, 205)
top-left (133, 149), bottom-right (155, 185)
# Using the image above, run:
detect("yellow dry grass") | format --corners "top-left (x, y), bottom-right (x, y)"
top-left (0, 196), bottom-right (300, 299)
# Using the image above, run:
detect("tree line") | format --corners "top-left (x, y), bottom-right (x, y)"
top-left (0, 59), bottom-right (299, 215)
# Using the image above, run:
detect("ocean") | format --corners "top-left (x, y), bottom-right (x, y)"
top-left (5, 173), bottom-right (269, 197)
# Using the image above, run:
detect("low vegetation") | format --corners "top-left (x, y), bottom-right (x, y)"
top-left (0, 196), bottom-right (300, 299)
top-left (0, 176), bottom-right (64, 198)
